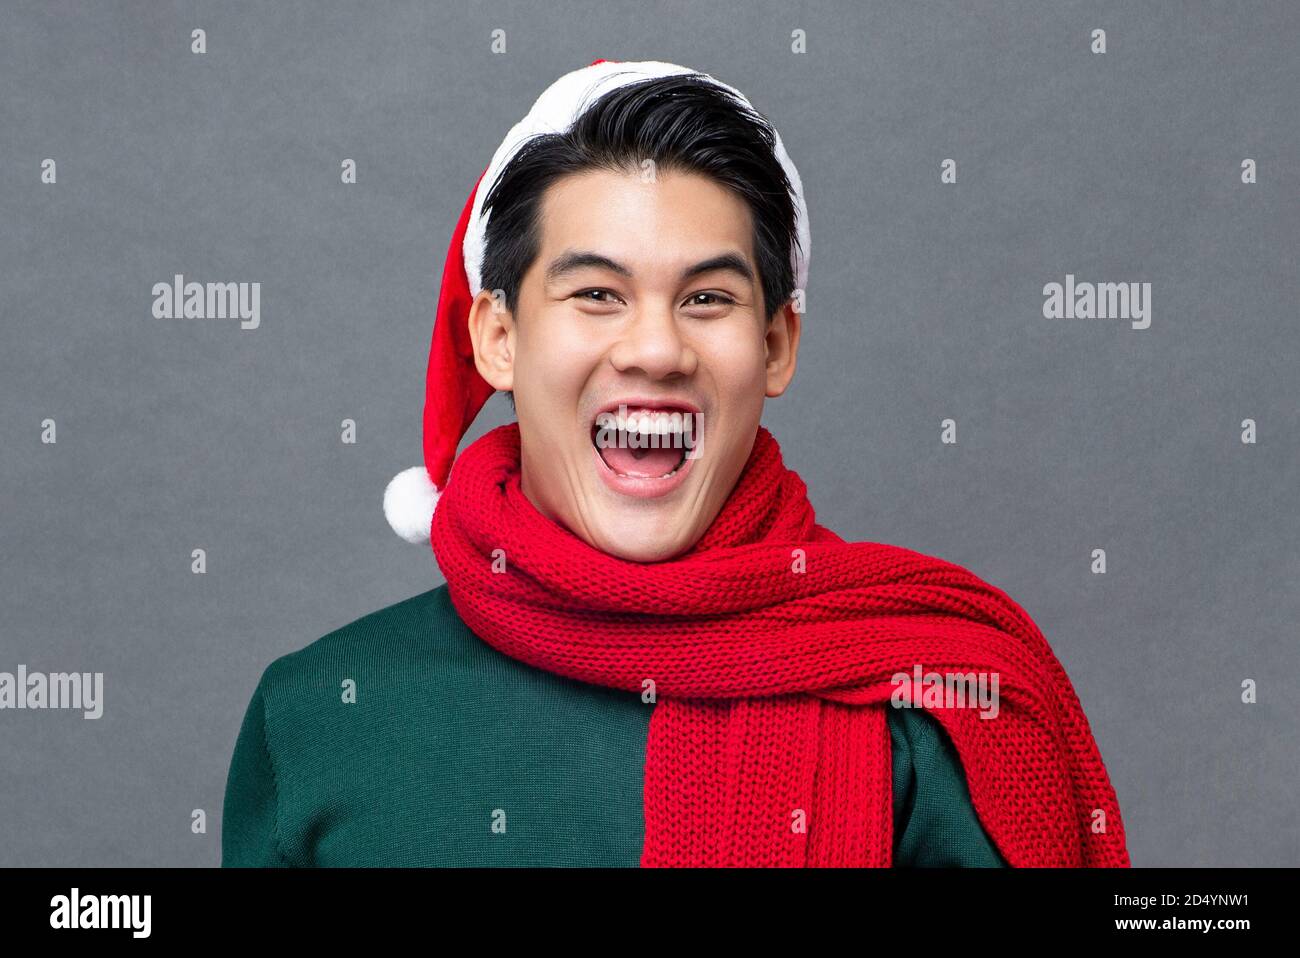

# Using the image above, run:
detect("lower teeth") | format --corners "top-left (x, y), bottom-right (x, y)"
top-left (608, 458), bottom-right (684, 480)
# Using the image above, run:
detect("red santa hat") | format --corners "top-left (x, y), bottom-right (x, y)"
top-left (383, 58), bottom-right (811, 543)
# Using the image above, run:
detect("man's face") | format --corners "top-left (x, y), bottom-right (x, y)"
top-left (469, 167), bottom-right (800, 562)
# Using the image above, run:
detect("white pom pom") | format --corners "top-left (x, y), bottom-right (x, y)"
top-left (383, 466), bottom-right (440, 543)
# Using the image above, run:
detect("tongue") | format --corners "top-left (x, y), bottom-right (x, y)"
top-left (599, 442), bottom-right (683, 478)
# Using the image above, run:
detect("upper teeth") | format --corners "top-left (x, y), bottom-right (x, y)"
top-left (595, 409), bottom-right (692, 436)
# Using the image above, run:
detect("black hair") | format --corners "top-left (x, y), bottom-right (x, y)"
top-left (478, 72), bottom-right (801, 332)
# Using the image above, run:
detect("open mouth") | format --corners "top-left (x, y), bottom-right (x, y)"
top-left (591, 427), bottom-right (686, 479)
top-left (589, 405), bottom-right (699, 485)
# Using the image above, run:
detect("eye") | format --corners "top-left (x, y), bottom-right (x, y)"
top-left (573, 288), bottom-right (624, 305)
top-left (683, 291), bottom-right (737, 309)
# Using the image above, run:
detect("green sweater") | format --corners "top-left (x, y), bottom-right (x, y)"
top-left (221, 584), bottom-right (1008, 867)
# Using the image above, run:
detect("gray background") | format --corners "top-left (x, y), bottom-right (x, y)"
top-left (1, 0), bottom-right (1296, 866)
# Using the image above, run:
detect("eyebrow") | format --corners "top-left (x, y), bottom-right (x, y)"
top-left (544, 249), bottom-right (755, 286)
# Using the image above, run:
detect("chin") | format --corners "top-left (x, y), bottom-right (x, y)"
top-left (591, 520), bottom-right (695, 564)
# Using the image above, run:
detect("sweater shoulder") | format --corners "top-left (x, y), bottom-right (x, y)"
top-left (260, 583), bottom-right (467, 689)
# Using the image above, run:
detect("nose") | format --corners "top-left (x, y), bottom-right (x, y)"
top-left (607, 301), bottom-right (698, 381)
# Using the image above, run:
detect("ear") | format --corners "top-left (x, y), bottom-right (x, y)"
top-left (467, 288), bottom-right (516, 392)
top-left (764, 299), bottom-right (802, 398)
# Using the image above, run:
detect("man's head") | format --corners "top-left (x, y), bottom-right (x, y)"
top-left (467, 73), bottom-right (803, 562)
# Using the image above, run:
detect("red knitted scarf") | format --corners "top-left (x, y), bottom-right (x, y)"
top-left (430, 422), bottom-right (1130, 867)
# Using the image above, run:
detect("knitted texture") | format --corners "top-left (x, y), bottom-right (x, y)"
top-left (430, 422), bottom-right (1131, 868)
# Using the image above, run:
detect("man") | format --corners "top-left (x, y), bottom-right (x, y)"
top-left (222, 59), bottom-right (1128, 867)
